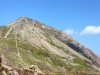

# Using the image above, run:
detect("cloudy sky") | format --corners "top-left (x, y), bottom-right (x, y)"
top-left (0, 0), bottom-right (100, 55)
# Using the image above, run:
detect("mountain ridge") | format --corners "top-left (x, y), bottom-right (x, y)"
top-left (13, 17), bottom-right (100, 66)
top-left (0, 17), bottom-right (100, 74)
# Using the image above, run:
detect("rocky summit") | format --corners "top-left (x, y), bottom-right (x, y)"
top-left (0, 17), bottom-right (100, 75)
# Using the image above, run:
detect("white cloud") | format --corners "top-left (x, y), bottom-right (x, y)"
top-left (65, 29), bottom-right (78, 34)
top-left (80, 26), bottom-right (100, 35)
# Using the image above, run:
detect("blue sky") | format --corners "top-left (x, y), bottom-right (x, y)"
top-left (0, 0), bottom-right (100, 56)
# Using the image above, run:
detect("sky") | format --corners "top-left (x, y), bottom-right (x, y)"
top-left (0, 0), bottom-right (100, 56)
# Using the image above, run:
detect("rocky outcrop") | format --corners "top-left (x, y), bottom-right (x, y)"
top-left (0, 57), bottom-right (45, 75)
top-left (0, 66), bottom-right (34, 75)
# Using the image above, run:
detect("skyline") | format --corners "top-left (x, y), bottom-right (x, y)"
top-left (0, 0), bottom-right (100, 56)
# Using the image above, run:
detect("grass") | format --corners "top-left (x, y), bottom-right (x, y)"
top-left (0, 26), bottom-right (9, 37)
top-left (49, 55), bottom-right (66, 67)
top-left (1, 39), bottom-right (98, 73)
top-left (72, 57), bottom-right (98, 72)
top-left (17, 42), bottom-right (68, 68)
top-left (73, 57), bottom-right (83, 65)
top-left (0, 38), bottom-right (16, 46)
top-left (18, 43), bottom-right (46, 61)
top-left (7, 30), bottom-right (15, 38)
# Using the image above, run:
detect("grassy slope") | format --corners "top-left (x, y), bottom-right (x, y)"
top-left (0, 26), bottom-right (99, 74)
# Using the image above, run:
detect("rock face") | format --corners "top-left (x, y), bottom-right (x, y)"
top-left (0, 17), bottom-right (100, 74)
top-left (29, 17), bottom-right (100, 67)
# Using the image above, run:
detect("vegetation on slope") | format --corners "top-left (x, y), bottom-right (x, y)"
top-left (0, 21), bottom-right (99, 75)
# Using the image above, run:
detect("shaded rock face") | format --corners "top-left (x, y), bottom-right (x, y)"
top-left (66, 42), bottom-right (100, 67)
top-left (66, 42), bottom-right (88, 58)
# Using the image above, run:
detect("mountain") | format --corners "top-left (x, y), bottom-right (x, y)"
top-left (0, 17), bottom-right (100, 74)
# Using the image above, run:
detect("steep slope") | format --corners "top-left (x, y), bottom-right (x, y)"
top-left (0, 17), bottom-right (100, 74)
top-left (39, 22), bottom-right (100, 67)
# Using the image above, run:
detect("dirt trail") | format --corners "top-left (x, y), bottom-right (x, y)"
top-left (15, 32), bottom-right (27, 66)
top-left (4, 28), bottom-right (11, 38)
